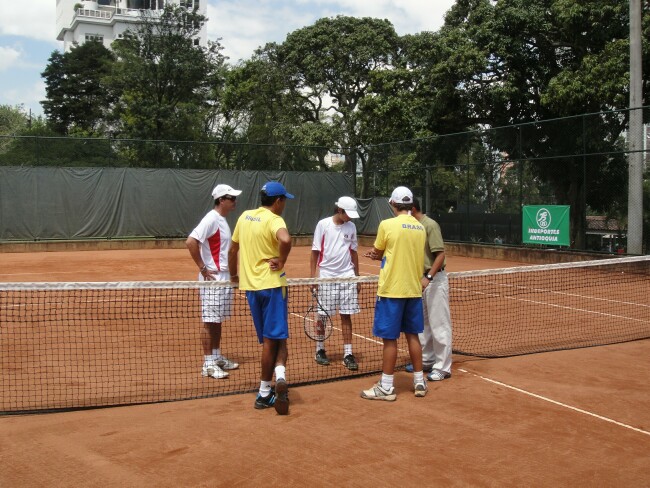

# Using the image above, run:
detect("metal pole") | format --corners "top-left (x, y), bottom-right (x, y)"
top-left (627, 0), bottom-right (643, 254)
top-left (518, 126), bottom-right (523, 245)
top-left (425, 167), bottom-right (431, 214)
top-left (582, 115), bottom-right (587, 250)
top-left (465, 152), bottom-right (470, 241)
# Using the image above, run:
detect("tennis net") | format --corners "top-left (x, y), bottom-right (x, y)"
top-left (451, 255), bottom-right (650, 357)
top-left (1, 256), bottom-right (649, 414)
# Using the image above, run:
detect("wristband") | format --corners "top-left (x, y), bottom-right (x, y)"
top-left (200, 265), bottom-right (207, 273)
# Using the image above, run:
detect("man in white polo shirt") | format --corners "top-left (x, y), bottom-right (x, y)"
top-left (186, 183), bottom-right (242, 380)
top-left (310, 196), bottom-right (361, 371)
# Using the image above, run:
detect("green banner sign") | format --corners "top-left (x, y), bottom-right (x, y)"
top-left (522, 205), bottom-right (570, 246)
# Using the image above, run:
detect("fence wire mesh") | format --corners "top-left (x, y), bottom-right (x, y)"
top-left (1, 108), bottom-right (648, 252)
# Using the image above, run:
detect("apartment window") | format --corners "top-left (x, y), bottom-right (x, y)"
top-left (85, 34), bottom-right (104, 42)
top-left (194, 38), bottom-right (199, 46)
top-left (180, 0), bottom-right (198, 9)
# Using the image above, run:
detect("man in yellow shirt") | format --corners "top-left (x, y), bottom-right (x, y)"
top-left (228, 181), bottom-right (293, 415)
top-left (406, 198), bottom-right (452, 381)
top-left (362, 186), bottom-right (427, 401)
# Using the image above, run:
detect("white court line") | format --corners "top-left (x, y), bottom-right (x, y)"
top-left (0, 271), bottom-right (81, 278)
top-left (459, 368), bottom-right (650, 437)
top-left (464, 276), bottom-right (650, 309)
top-left (352, 330), bottom-right (384, 346)
top-left (289, 310), bottom-right (386, 347)
top-left (455, 287), bottom-right (650, 326)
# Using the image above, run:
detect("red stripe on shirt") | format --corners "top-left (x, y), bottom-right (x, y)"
top-left (208, 229), bottom-right (221, 271)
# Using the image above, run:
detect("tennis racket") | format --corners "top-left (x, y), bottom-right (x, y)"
top-left (303, 288), bottom-right (333, 341)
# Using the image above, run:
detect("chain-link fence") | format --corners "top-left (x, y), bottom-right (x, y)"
top-left (0, 135), bottom-right (343, 172)
top-left (1, 108), bottom-right (648, 252)
top-left (355, 108), bottom-right (649, 253)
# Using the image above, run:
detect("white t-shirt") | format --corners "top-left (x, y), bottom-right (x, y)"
top-left (312, 217), bottom-right (358, 278)
top-left (189, 210), bottom-right (232, 272)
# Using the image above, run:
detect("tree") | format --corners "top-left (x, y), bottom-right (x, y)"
top-left (108, 4), bottom-right (227, 167)
top-left (389, 28), bottom-right (486, 207)
top-left (0, 104), bottom-right (28, 135)
top-left (278, 16), bottom-right (402, 194)
top-left (440, 0), bottom-right (648, 248)
top-left (0, 104), bottom-right (29, 162)
top-left (41, 41), bottom-right (116, 135)
top-left (221, 42), bottom-right (338, 171)
top-left (0, 116), bottom-right (107, 166)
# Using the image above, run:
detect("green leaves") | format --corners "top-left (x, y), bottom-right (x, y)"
top-left (35, 0), bottom-right (648, 207)
top-left (106, 4), bottom-right (227, 166)
top-left (41, 41), bottom-right (116, 135)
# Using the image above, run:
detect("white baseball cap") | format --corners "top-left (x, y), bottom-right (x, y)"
top-left (389, 186), bottom-right (414, 205)
top-left (212, 184), bottom-right (242, 199)
top-left (335, 196), bottom-right (360, 218)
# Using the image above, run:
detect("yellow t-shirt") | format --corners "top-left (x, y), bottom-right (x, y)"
top-left (374, 214), bottom-right (426, 298)
top-left (231, 207), bottom-right (289, 291)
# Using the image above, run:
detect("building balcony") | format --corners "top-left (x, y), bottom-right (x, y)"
top-left (73, 7), bottom-right (162, 23)
top-left (75, 8), bottom-right (113, 20)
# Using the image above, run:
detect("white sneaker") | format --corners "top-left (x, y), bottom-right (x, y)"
top-left (427, 369), bottom-right (451, 381)
top-left (201, 363), bottom-right (229, 379)
top-left (216, 357), bottom-right (239, 370)
top-left (360, 382), bottom-right (396, 401)
top-left (414, 380), bottom-right (428, 397)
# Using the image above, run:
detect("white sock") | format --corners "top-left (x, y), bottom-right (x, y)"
top-left (381, 373), bottom-right (394, 391)
top-left (212, 348), bottom-right (222, 359)
top-left (259, 381), bottom-right (272, 397)
top-left (414, 371), bottom-right (424, 383)
top-left (204, 354), bottom-right (215, 364)
top-left (344, 344), bottom-right (352, 357)
top-left (316, 341), bottom-right (324, 352)
top-left (275, 365), bottom-right (286, 382)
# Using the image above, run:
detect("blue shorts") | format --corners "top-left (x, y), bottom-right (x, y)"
top-left (246, 287), bottom-right (289, 343)
top-left (372, 297), bottom-right (424, 340)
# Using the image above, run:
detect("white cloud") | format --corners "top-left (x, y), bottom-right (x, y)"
top-left (1, 80), bottom-right (45, 113)
top-left (207, 0), bottom-right (456, 63)
top-left (337, 0), bottom-right (456, 33)
top-left (208, 1), bottom-right (314, 63)
top-left (0, 45), bottom-right (22, 72)
top-left (0, 0), bottom-right (457, 115)
top-left (0, 0), bottom-right (57, 43)
top-left (27, 80), bottom-right (46, 105)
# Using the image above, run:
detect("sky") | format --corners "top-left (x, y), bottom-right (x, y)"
top-left (0, 0), bottom-right (456, 118)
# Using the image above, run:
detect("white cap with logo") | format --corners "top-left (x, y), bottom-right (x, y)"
top-left (212, 184), bottom-right (242, 199)
top-left (335, 196), bottom-right (360, 218)
top-left (389, 186), bottom-right (414, 205)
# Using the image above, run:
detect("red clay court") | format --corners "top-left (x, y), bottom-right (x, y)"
top-left (1, 247), bottom-right (649, 487)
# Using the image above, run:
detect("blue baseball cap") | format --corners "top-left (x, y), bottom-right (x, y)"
top-left (261, 181), bottom-right (294, 199)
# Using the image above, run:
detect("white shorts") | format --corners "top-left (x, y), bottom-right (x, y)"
top-left (317, 281), bottom-right (360, 316)
top-left (198, 270), bottom-right (234, 323)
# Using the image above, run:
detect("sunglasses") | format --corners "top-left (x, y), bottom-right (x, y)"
top-left (222, 195), bottom-right (237, 201)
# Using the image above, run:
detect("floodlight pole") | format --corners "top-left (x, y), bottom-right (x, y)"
top-left (627, 0), bottom-right (643, 254)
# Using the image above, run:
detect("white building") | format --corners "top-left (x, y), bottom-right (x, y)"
top-left (56, 0), bottom-right (207, 52)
